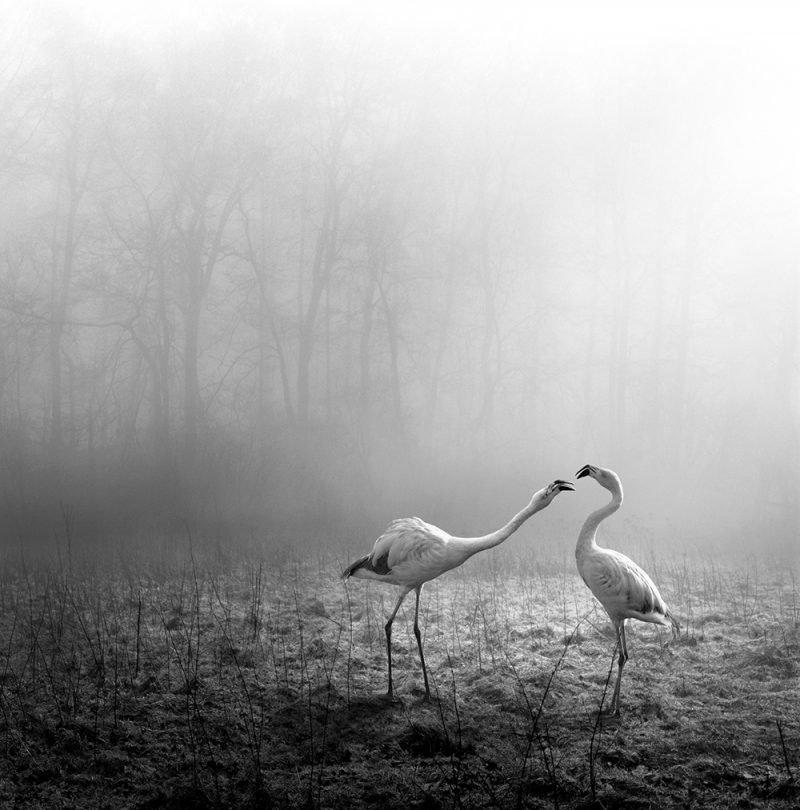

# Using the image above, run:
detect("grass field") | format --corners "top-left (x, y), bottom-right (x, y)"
top-left (0, 541), bottom-right (797, 809)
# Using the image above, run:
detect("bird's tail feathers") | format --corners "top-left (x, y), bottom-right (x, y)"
top-left (342, 554), bottom-right (370, 579)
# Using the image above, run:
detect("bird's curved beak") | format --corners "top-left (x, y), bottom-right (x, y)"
top-left (576, 465), bottom-right (594, 479)
top-left (555, 480), bottom-right (575, 491)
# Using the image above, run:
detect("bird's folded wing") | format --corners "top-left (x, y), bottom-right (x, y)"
top-left (584, 550), bottom-right (669, 620)
top-left (371, 517), bottom-right (449, 576)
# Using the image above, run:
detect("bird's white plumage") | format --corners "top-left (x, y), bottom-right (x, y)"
top-left (367, 517), bottom-right (453, 586)
top-left (343, 479), bottom-right (575, 699)
top-left (574, 464), bottom-right (679, 715)
top-left (578, 547), bottom-right (672, 627)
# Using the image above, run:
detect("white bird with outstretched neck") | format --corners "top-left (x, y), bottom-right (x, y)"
top-left (343, 478), bottom-right (575, 700)
top-left (575, 464), bottom-right (680, 715)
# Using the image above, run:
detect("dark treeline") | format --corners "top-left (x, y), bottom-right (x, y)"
top-left (0, 5), bottom-right (797, 559)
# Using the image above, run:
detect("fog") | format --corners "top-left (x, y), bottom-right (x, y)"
top-left (0, 1), bottom-right (797, 562)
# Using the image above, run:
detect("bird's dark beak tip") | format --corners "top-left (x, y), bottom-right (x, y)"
top-left (576, 465), bottom-right (592, 479)
top-left (557, 480), bottom-right (575, 492)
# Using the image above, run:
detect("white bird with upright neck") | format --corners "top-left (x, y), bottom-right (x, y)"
top-left (343, 478), bottom-right (575, 700)
top-left (575, 464), bottom-right (680, 715)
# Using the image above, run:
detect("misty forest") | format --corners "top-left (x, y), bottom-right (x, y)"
top-left (0, 2), bottom-right (798, 809)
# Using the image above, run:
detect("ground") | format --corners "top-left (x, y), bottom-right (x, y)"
top-left (0, 545), bottom-right (797, 808)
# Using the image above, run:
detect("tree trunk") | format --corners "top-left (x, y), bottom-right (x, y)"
top-left (297, 182), bottom-right (339, 428)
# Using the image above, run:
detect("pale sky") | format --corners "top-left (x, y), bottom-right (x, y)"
top-left (29, 0), bottom-right (800, 42)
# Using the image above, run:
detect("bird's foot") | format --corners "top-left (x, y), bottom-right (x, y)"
top-left (346, 692), bottom-right (401, 711)
top-left (411, 683), bottom-right (436, 702)
top-left (591, 706), bottom-right (621, 724)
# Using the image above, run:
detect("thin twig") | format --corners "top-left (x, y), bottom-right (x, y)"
top-left (776, 719), bottom-right (795, 782)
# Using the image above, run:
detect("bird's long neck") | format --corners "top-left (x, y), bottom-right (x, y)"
top-left (576, 485), bottom-right (622, 556)
top-left (450, 491), bottom-right (548, 559)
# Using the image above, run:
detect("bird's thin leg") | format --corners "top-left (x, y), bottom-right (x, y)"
top-left (610, 621), bottom-right (628, 715)
top-left (385, 589), bottom-right (410, 699)
top-left (412, 586), bottom-right (430, 699)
